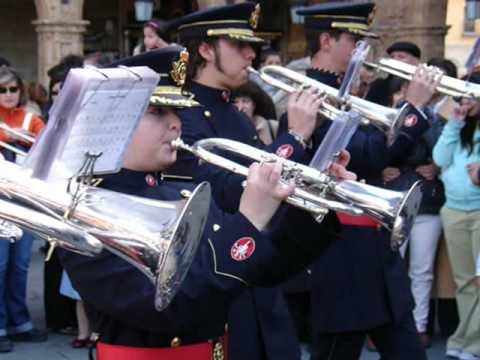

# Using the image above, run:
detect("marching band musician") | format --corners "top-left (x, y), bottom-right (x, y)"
top-left (276, 2), bottom-right (440, 359)
top-left (165, 3), bottom-right (335, 360)
top-left (58, 46), bottom-right (351, 360)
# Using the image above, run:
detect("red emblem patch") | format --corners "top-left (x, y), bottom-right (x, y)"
top-left (276, 144), bottom-right (294, 158)
top-left (145, 174), bottom-right (157, 187)
top-left (231, 237), bottom-right (256, 261)
top-left (404, 114), bottom-right (418, 128)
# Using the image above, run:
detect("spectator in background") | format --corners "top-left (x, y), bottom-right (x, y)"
top-left (433, 71), bottom-right (480, 360)
top-left (40, 55), bottom-right (84, 335)
top-left (250, 48), bottom-right (284, 100)
top-left (367, 41), bottom-right (422, 106)
top-left (45, 55), bottom-right (84, 121)
top-left (0, 66), bottom-right (47, 353)
top-left (133, 19), bottom-right (170, 55)
top-left (25, 82), bottom-right (49, 117)
top-left (260, 48), bottom-right (282, 67)
top-left (233, 81), bottom-right (278, 145)
top-left (0, 57), bottom-right (10, 67)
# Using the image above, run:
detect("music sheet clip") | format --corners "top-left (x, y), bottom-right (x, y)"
top-left (65, 151), bottom-right (103, 219)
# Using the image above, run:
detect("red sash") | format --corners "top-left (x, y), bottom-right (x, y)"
top-left (336, 212), bottom-right (380, 228)
top-left (97, 335), bottom-right (227, 360)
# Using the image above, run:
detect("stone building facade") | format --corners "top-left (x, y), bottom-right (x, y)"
top-left (0, 0), bottom-right (454, 87)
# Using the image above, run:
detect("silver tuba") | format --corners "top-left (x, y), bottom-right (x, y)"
top-left (173, 138), bottom-right (422, 250)
top-left (249, 65), bottom-right (410, 145)
top-left (364, 58), bottom-right (480, 99)
top-left (0, 159), bottom-right (211, 310)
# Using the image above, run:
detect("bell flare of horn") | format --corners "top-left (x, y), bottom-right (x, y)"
top-left (155, 181), bottom-right (211, 311)
top-left (82, 181), bottom-right (212, 311)
top-left (332, 180), bottom-right (423, 249)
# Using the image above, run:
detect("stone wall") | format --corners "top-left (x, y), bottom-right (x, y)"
top-left (370, 0), bottom-right (449, 62)
top-left (0, 0), bottom-right (38, 82)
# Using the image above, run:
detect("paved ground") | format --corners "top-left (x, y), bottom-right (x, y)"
top-left (3, 239), bottom-right (449, 359)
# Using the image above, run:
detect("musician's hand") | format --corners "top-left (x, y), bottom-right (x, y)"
top-left (328, 151), bottom-right (356, 181)
top-left (383, 167), bottom-right (401, 182)
top-left (416, 163), bottom-right (439, 180)
top-left (240, 160), bottom-right (294, 231)
top-left (287, 87), bottom-right (323, 141)
top-left (467, 162), bottom-right (480, 185)
top-left (405, 65), bottom-right (443, 109)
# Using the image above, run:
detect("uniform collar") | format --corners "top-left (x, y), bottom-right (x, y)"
top-left (306, 68), bottom-right (343, 89)
top-left (187, 81), bottom-right (231, 105)
top-left (102, 168), bottom-right (162, 190)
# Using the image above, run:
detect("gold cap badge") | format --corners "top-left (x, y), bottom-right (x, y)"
top-left (249, 4), bottom-right (261, 29)
top-left (170, 49), bottom-right (189, 87)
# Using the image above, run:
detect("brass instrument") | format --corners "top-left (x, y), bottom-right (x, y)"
top-left (173, 137), bottom-right (422, 250)
top-left (0, 218), bottom-right (23, 241)
top-left (249, 66), bottom-right (410, 145)
top-left (365, 58), bottom-right (480, 99)
top-left (0, 159), bottom-right (212, 310)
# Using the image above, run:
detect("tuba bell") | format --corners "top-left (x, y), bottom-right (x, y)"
top-left (0, 159), bottom-right (211, 310)
top-left (249, 65), bottom-right (410, 145)
top-left (173, 137), bottom-right (422, 250)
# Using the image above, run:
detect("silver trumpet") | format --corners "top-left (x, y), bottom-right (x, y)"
top-left (365, 58), bottom-right (480, 99)
top-left (0, 159), bottom-right (211, 310)
top-left (173, 137), bottom-right (422, 250)
top-left (249, 66), bottom-right (410, 145)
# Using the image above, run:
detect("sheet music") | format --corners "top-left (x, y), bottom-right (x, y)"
top-left (24, 66), bottom-right (159, 180)
top-left (58, 88), bottom-right (151, 175)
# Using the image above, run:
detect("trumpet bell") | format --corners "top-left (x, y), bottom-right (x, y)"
top-left (333, 180), bottom-right (423, 249)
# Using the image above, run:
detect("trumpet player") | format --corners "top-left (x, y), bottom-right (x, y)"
top-left (275, 2), bottom-right (441, 360)
top-left (166, 3), bottom-right (342, 360)
top-left (58, 46), bottom-right (352, 360)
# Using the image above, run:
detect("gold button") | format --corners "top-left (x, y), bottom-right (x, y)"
top-left (213, 224), bottom-right (221, 232)
top-left (204, 110), bottom-right (212, 118)
top-left (170, 337), bottom-right (182, 347)
top-left (180, 189), bottom-right (192, 198)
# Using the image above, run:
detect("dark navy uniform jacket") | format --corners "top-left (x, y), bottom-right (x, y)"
top-left (280, 68), bottom-right (429, 332)
top-left (58, 169), bottom-right (338, 350)
top-left (168, 81), bottom-right (314, 360)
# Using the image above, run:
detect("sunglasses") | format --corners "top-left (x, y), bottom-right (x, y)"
top-left (0, 86), bottom-right (19, 94)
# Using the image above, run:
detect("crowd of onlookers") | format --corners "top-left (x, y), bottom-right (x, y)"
top-left (0, 16), bottom-right (480, 358)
